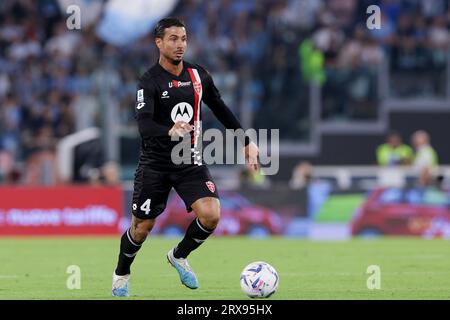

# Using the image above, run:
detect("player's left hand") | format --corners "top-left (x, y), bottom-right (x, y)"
top-left (244, 141), bottom-right (260, 172)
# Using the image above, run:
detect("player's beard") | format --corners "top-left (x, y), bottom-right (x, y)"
top-left (162, 52), bottom-right (182, 66)
top-left (170, 52), bottom-right (184, 65)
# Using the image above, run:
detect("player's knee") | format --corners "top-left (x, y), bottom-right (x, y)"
top-left (131, 218), bottom-right (155, 243)
top-left (198, 206), bottom-right (220, 230)
top-left (132, 229), bottom-right (149, 243)
top-left (192, 197), bottom-right (221, 230)
top-left (207, 214), bottom-right (220, 230)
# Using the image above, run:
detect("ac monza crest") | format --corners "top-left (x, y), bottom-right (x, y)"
top-left (206, 181), bottom-right (215, 193)
top-left (194, 81), bottom-right (202, 95)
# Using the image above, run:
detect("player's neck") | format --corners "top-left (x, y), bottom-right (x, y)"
top-left (159, 56), bottom-right (184, 77)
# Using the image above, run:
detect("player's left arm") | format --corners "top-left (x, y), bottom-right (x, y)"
top-left (202, 70), bottom-right (259, 171)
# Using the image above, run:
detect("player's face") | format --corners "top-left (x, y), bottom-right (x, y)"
top-left (157, 26), bottom-right (187, 65)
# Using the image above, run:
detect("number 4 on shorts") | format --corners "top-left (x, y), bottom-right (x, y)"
top-left (140, 199), bottom-right (151, 215)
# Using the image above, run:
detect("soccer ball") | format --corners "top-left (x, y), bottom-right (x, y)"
top-left (240, 261), bottom-right (279, 298)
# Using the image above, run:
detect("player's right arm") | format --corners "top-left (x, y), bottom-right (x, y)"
top-left (135, 79), bottom-right (191, 139)
top-left (201, 68), bottom-right (260, 171)
top-left (168, 121), bottom-right (193, 138)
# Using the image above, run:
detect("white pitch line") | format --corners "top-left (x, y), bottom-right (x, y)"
top-left (0, 275), bottom-right (19, 279)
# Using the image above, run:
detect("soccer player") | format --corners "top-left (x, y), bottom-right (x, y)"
top-left (112, 17), bottom-right (260, 296)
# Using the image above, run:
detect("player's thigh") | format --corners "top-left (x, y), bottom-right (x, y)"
top-left (132, 166), bottom-right (171, 220)
top-left (171, 165), bottom-right (220, 213)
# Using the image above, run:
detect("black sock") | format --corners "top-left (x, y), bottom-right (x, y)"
top-left (174, 217), bottom-right (215, 259)
top-left (115, 228), bottom-right (143, 276)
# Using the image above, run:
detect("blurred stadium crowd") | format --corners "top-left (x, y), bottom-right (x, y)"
top-left (0, 0), bottom-right (449, 185)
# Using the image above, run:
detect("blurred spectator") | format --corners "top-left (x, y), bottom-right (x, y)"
top-left (0, 93), bottom-right (22, 159)
top-left (23, 125), bottom-right (60, 185)
top-left (411, 130), bottom-right (439, 186)
top-left (240, 167), bottom-right (270, 189)
top-left (289, 161), bottom-right (313, 189)
top-left (285, 0), bottom-right (323, 31)
top-left (428, 15), bottom-right (450, 68)
top-left (0, 147), bottom-right (14, 182)
top-left (4, 167), bottom-right (22, 185)
top-left (289, 161), bottom-right (332, 219)
top-left (0, 73), bottom-right (11, 98)
top-left (88, 161), bottom-right (121, 186)
top-left (45, 22), bottom-right (81, 58)
top-left (72, 137), bottom-right (104, 183)
top-left (391, 13), bottom-right (423, 72)
top-left (299, 39), bottom-right (325, 84)
top-left (100, 161), bottom-right (121, 185)
top-left (338, 24), bottom-right (383, 68)
top-left (312, 13), bottom-right (345, 68)
top-left (376, 131), bottom-right (414, 166)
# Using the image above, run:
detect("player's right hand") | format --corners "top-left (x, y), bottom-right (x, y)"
top-left (244, 141), bottom-right (260, 172)
top-left (168, 121), bottom-right (193, 138)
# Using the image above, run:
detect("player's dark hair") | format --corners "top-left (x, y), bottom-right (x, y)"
top-left (154, 17), bottom-right (186, 39)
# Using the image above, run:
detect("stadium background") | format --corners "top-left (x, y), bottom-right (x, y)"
top-left (1, 0), bottom-right (450, 299)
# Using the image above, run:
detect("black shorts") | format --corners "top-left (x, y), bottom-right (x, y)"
top-left (131, 165), bottom-right (219, 219)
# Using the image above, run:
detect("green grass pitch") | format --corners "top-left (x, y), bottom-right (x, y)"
top-left (0, 237), bottom-right (449, 299)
